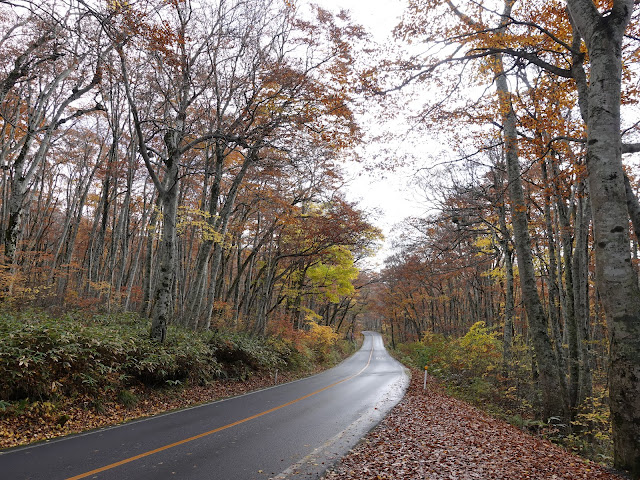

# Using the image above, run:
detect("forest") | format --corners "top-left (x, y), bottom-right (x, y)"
top-left (0, 0), bottom-right (639, 478)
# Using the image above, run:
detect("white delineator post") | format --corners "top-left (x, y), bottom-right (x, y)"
top-left (423, 365), bottom-right (428, 391)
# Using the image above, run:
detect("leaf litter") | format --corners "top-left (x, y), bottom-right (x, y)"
top-left (0, 370), bottom-right (309, 449)
top-left (323, 369), bottom-right (628, 480)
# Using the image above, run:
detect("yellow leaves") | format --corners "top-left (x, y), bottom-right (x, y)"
top-left (484, 265), bottom-right (506, 281)
top-left (108, 0), bottom-right (131, 13)
top-left (176, 206), bottom-right (227, 244)
top-left (307, 246), bottom-right (358, 303)
top-left (473, 235), bottom-right (494, 256)
top-left (306, 321), bottom-right (339, 352)
top-left (454, 321), bottom-right (502, 376)
top-left (255, 86), bottom-right (288, 122)
top-left (89, 281), bottom-right (112, 294)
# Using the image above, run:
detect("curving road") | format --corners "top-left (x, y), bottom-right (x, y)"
top-left (0, 331), bottom-right (408, 480)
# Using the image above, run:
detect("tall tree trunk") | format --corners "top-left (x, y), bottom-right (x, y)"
top-left (4, 132), bottom-right (36, 263)
top-left (496, 164), bottom-right (515, 375)
top-left (150, 174), bottom-right (179, 343)
top-left (552, 160), bottom-right (577, 381)
top-left (567, 1), bottom-right (640, 474)
top-left (495, 49), bottom-right (567, 420)
top-left (53, 159), bottom-right (99, 298)
top-left (124, 183), bottom-right (153, 311)
top-left (88, 163), bottom-right (114, 287)
top-left (142, 194), bottom-right (160, 314)
top-left (187, 148), bottom-right (255, 328)
top-left (572, 184), bottom-right (593, 405)
top-left (541, 157), bottom-right (569, 399)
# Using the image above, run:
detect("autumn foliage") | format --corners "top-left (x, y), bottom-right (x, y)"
top-left (0, 0), bottom-right (382, 451)
top-left (356, 0), bottom-right (640, 474)
top-left (0, 0), bottom-right (377, 339)
top-left (325, 370), bottom-right (626, 480)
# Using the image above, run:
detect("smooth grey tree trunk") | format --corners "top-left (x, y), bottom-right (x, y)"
top-left (572, 184), bottom-right (593, 405)
top-left (52, 153), bottom-right (100, 297)
top-left (495, 48), bottom-right (568, 420)
top-left (567, 0), bottom-right (640, 474)
top-left (541, 158), bottom-right (569, 400)
top-left (187, 149), bottom-right (255, 329)
top-left (124, 185), bottom-right (153, 311)
top-left (142, 195), bottom-right (160, 315)
top-left (496, 164), bottom-right (515, 375)
top-left (150, 172), bottom-right (179, 343)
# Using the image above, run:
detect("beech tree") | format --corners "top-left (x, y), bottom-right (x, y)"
top-left (0, 0), bottom-right (372, 348)
top-left (389, 0), bottom-right (569, 420)
top-left (565, 1), bottom-right (640, 474)
top-left (0, 1), bottom-right (105, 265)
top-left (375, 0), bottom-right (640, 472)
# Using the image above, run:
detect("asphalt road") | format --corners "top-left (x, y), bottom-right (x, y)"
top-left (0, 331), bottom-right (408, 480)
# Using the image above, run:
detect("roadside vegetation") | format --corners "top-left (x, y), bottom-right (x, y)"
top-left (323, 366), bottom-right (624, 480)
top-left (0, 309), bottom-right (356, 448)
top-left (393, 323), bottom-right (612, 466)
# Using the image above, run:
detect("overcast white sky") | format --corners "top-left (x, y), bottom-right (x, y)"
top-left (317, 0), bottom-right (404, 39)
top-left (306, 0), bottom-right (429, 266)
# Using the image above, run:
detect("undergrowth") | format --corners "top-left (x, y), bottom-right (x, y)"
top-left (393, 321), bottom-right (613, 466)
top-left (0, 309), bottom-right (355, 415)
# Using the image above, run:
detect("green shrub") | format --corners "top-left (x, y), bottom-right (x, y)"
top-left (0, 308), bottom-right (353, 409)
top-left (0, 310), bottom-right (221, 399)
top-left (117, 389), bottom-right (139, 409)
top-left (209, 331), bottom-right (285, 378)
top-left (397, 331), bottom-right (450, 375)
top-left (397, 322), bottom-right (501, 381)
top-left (564, 387), bottom-right (612, 460)
top-left (266, 336), bottom-right (311, 371)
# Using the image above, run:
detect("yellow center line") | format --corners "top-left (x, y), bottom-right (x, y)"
top-left (66, 345), bottom-right (374, 480)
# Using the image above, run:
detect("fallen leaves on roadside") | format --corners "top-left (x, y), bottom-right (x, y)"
top-left (323, 369), bottom-right (627, 480)
top-left (0, 370), bottom-right (310, 450)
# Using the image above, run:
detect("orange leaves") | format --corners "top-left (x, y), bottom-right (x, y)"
top-left (121, 3), bottom-right (182, 67)
top-left (276, 200), bottom-right (379, 272)
top-left (387, 0), bottom-right (592, 160)
top-left (144, 21), bottom-right (182, 65)
top-left (325, 370), bottom-right (625, 480)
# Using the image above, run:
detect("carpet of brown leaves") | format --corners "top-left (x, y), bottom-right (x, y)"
top-left (0, 370), bottom-right (309, 450)
top-left (324, 369), bottom-right (628, 480)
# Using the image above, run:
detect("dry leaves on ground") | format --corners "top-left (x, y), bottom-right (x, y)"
top-left (324, 369), bottom-right (628, 480)
top-left (0, 370), bottom-right (308, 449)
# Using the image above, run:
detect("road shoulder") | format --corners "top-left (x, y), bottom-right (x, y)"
top-left (323, 368), bottom-right (628, 480)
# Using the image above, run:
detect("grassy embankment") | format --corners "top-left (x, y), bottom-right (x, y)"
top-left (0, 309), bottom-right (356, 448)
